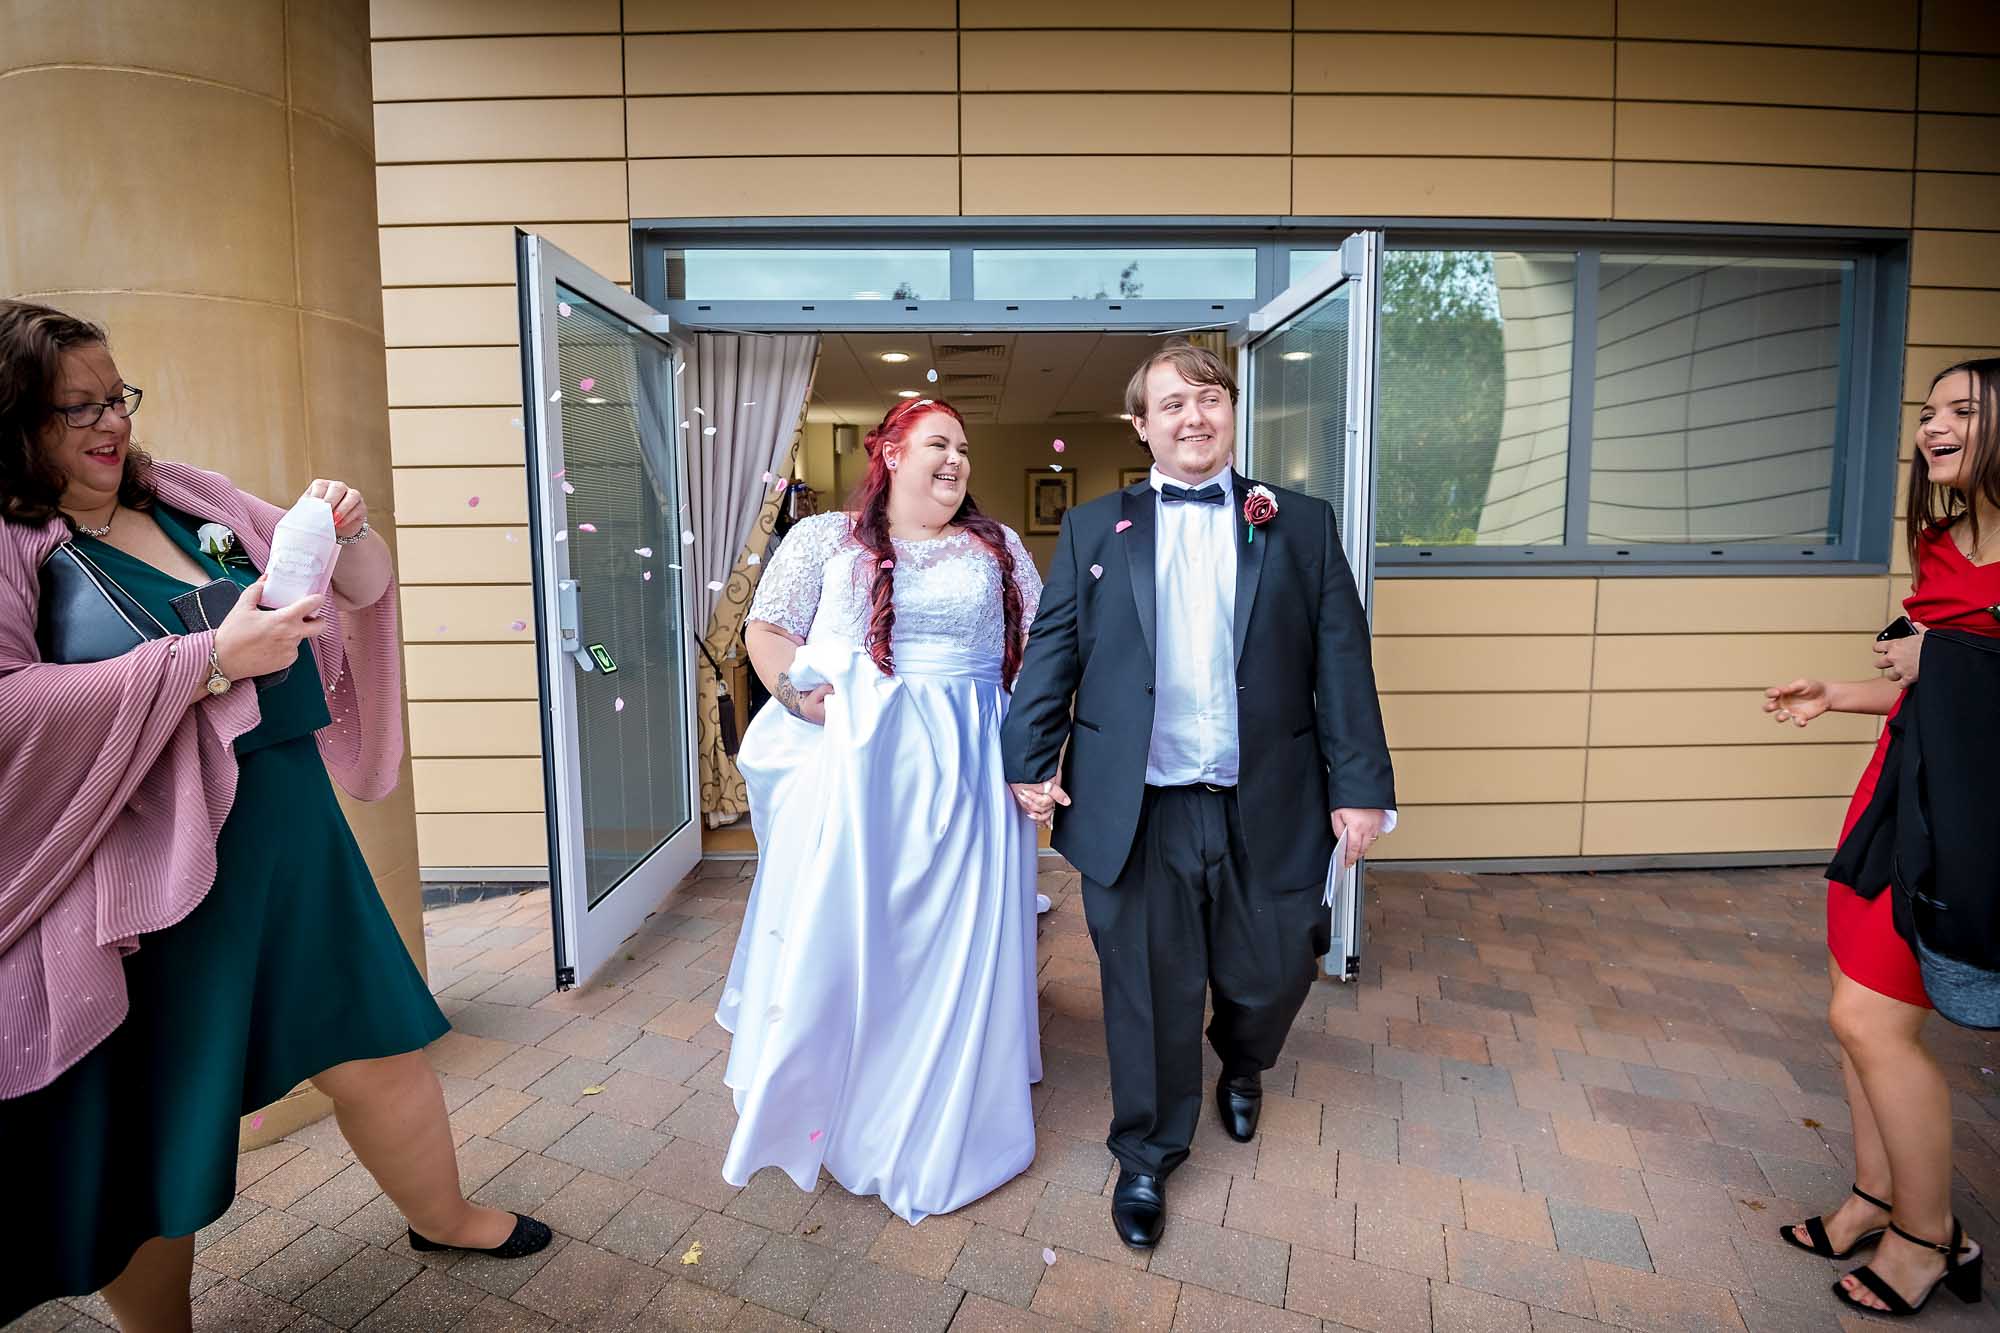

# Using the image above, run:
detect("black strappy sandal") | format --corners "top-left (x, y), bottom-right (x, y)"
top-left (1833, 1218), bottom-right (1983, 1318)
top-left (1780, 1185), bottom-right (1892, 1259)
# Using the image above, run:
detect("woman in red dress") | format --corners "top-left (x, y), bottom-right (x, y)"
top-left (1766, 358), bottom-right (1999, 1316)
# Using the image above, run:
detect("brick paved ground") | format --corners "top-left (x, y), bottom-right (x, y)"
top-left (16, 860), bottom-right (2000, 1331)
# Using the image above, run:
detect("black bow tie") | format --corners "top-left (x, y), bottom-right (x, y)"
top-left (1160, 482), bottom-right (1226, 506)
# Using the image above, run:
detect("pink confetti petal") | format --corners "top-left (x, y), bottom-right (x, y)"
top-left (251, 1114), bottom-right (265, 1130)
top-left (578, 522), bottom-right (597, 532)
top-left (809, 1129), bottom-right (823, 1144)
top-left (1089, 564), bottom-right (1103, 579)
top-left (578, 377), bottom-right (595, 392)
top-left (557, 302), bottom-right (572, 318)
top-left (643, 571), bottom-right (653, 581)
top-left (510, 619), bottom-right (527, 632)
top-left (614, 697), bottom-right (624, 712)
top-left (436, 624), bottom-right (448, 633)
top-left (467, 496), bottom-right (481, 508)
top-left (1052, 438), bottom-right (1066, 452)
top-left (635, 546), bottom-right (654, 557)
top-left (562, 481), bottom-right (575, 494)
top-left (880, 559), bottom-right (895, 570)
top-left (553, 468), bottom-right (566, 479)
top-left (1042, 1248), bottom-right (1057, 1266)
top-left (1115, 519), bottom-right (1133, 533)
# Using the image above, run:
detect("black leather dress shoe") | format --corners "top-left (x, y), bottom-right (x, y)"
top-left (1111, 1169), bottom-right (1166, 1249)
top-left (1217, 1072), bottom-right (1262, 1142)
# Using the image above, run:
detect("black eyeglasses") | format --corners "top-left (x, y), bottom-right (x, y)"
top-left (53, 384), bottom-right (143, 429)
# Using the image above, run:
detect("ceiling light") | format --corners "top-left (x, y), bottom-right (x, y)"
top-left (1281, 350), bottom-right (1313, 362)
top-left (897, 390), bottom-right (921, 398)
top-left (880, 352), bottom-right (911, 363)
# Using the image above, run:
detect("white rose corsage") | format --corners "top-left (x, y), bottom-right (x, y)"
top-left (196, 522), bottom-right (251, 569)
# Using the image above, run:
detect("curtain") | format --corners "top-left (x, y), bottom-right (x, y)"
top-left (684, 332), bottom-right (820, 823)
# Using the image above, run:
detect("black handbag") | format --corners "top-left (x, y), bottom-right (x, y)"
top-left (36, 541), bottom-right (288, 688)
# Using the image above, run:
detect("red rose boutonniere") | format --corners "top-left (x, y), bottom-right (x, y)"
top-left (1243, 484), bottom-right (1278, 543)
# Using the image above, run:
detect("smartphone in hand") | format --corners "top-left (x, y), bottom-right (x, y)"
top-left (1877, 616), bottom-right (1917, 642)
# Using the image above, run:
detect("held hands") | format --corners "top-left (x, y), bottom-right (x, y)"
top-left (1332, 808), bottom-right (1388, 867)
top-left (1873, 622), bottom-right (1925, 686)
top-left (1010, 778), bottom-right (1071, 826)
top-left (1764, 678), bottom-right (1832, 728)
top-left (795, 684), bottom-right (834, 726)
top-left (307, 479), bottom-right (367, 541)
top-left (214, 578), bottom-right (324, 680)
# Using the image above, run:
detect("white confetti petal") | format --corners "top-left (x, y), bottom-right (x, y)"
top-left (555, 530), bottom-right (568, 542)
top-left (681, 531), bottom-right (696, 545)
top-left (635, 546), bottom-right (654, 557)
top-left (746, 553), bottom-right (760, 566)
top-left (926, 369), bottom-right (938, 382)
top-left (706, 580), bottom-right (723, 591)
top-left (557, 302), bottom-right (571, 317)
top-left (549, 390), bottom-right (562, 402)
top-left (703, 426), bottom-right (717, 436)
top-left (614, 697), bottom-right (625, 712)
top-left (694, 406), bottom-right (705, 417)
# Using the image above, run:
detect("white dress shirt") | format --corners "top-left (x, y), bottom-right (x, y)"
top-left (1145, 464), bottom-right (1240, 786)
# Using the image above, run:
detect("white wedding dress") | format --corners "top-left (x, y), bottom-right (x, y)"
top-left (718, 513), bottom-right (1044, 1223)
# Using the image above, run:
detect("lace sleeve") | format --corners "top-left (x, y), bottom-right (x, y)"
top-left (748, 513), bottom-right (845, 639)
top-left (1005, 526), bottom-right (1044, 631)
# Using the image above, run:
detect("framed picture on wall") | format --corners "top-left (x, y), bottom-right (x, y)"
top-left (1119, 467), bottom-right (1150, 489)
top-left (1025, 470), bottom-right (1076, 535)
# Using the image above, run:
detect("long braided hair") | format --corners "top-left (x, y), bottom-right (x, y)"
top-left (847, 396), bottom-right (1027, 685)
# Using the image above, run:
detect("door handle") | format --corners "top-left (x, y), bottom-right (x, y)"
top-left (556, 579), bottom-right (596, 673)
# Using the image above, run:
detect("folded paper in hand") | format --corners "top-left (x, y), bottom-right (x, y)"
top-left (1323, 828), bottom-right (1350, 909)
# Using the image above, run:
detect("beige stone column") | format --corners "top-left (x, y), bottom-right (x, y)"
top-left (0, 0), bottom-right (420, 1143)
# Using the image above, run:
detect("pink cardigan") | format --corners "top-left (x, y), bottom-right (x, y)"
top-left (0, 462), bottom-right (404, 1097)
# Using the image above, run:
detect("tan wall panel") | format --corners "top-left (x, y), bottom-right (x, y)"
top-left (629, 95), bottom-right (958, 157)
top-left (380, 223), bottom-right (632, 286)
top-left (1914, 172), bottom-right (2000, 230)
top-left (390, 407), bottom-right (531, 466)
top-left (1616, 43), bottom-right (1915, 110)
top-left (963, 156), bottom-right (1291, 216)
top-left (963, 31), bottom-right (1289, 92)
top-left (1392, 749), bottom-right (1587, 804)
top-left (1582, 798), bottom-right (1847, 856)
top-left (1375, 636), bottom-right (1593, 693)
top-left (1295, 0), bottom-right (1612, 35)
top-left (382, 285), bottom-right (519, 347)
top-left (409, 700), bottom-right (541, 756)
top-left (1296, 157), bottom-right (1612, 218)
top-left (1296, 35), bottom-right (1612, 98)
top-left (1613, 163), bottom-right (1911, 228)
top-left (395, 525), bottom-right (533, 583)
top-left (963, 0), bottom-right (1289, 24)
top-left (415, 813), bottom-right (548, 866)
top-left (1919, 55), bottom-right (2000, 116)
top-left (1380, 693), bottom-right (1591, 749)
top-left (405, 643), bottom-right (539, 699)
top-left (375, 98), bottom-right (624, 163)
top-left (1906, 346), bottom-right (2000, 400)
top-left (1909, 287), bottom-right (2000, 345)
top-left (966, 95), bottom-right (1290, 156)
top-left (1374, 579), bottom-right (1596, 636)
top-left (1594, 578), bottom-right (1886, 635)
top-left (385, 346), bottom-right (522, 406)
top-left (1586, 744), bottom-right (1874, 802)
top-left (370, 0), bottom-right (619, 38)
top-left (394, 465), bottom-right (528, 524)
top-left (1588, 691), bottom-right (1881, 746)
top-left (1591, 633), bottom-right (1876, 691)
top-left (627, 33), bottom-right (956, 95)
top-left (1923, 0), bottom-right (2000, 54)
top-left (1615, 104), bottom-right (1913, 171)
top-left (401, 584), bottom-right (535, 642)
top-left (5, 1), bottom-right (285, 96)
top-left (1916, 114), bottom-right (2000, 174)
top-left (412, 758), bottom-right (546, 814)
top-left (1296, 97), bottom-right (1612, 160)
top-left (623, 0), bottom-right (953, 29)
top-left (630, 156), bottom-right (958, 218)
top-left (371, 35), bottom-right (621, 101)
top-left (1372, 805), bottom-right (1584, 860)
top-left (376, 162), bottom-right (627, 225)
top-left (1617, 0), bottom-right (1917, 48)
top-left (1911, 229), bottom-right (2000, 288)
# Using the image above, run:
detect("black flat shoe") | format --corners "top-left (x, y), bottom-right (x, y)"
top-left (1111, 1169), bottom-right (1165, 1250)
top-left (409, 1212), bottom-right (552, 1260)
top-left (1780, 1184), bottom-right (1892, 1259)
top-left (1217, 1072), bottom-right (1262, 1143)
top-left (1834, 1218), bottom-right (1983, 1317)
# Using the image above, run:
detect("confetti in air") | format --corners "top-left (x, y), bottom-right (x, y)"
top-left (578, 523), bottom-right (597, 533)
top-left (880, 559), bottom-right (895, 570)
top-left (1051, 464), bottom-right (1063, 472)
top-left (643, 571), bottom-right (653, 581)
top-left (549, 390), bottom-right (562, 402)
top-left (635, 546), bottom-right (654, 557)
top-left (681, 531), bottom-right (696, 545)
top-left (510, 620), bottom-right (527, 632)
top-left (761, 471), bottom-right (774, 484)
top-left (1089, 564), bottom-right (1103, 579)
top-left (703, 426), bottom-right (717, 436)
top-left (706, 580), bottom-right (723, 591)
top-left (1052, 438), bottom-right (1066, 453)
top-left (467, 496), bottom-right (480, 508)
top-left (1115, 519), bottom-right (1133, 533)
top-left (693, 406), bottom-right (705, 417)
top-left (554, 531), bottom-right (568, 543)
top-left (679, 420), bottom-right (690, 430)
top-left (926, 368), bottom-right (938, 382)
top-left (578, 377), bottom-right (595, 392)
top-left (553, 468), bottom-right (566, 479)
top-left (557, 302), bottom-right (571, 317)
top-left (436, 624), bottom-right (448, 634)
top-left (562, 482), bottom-right (575, 495)
top-left (809, 1129), bottom-right (823, 1144)
top-left (746, 553), bottom-right (761, 566)
top-left (743, 401), bottom-right (756, 407)
top-left (614, 698), bottom-right (625, 712)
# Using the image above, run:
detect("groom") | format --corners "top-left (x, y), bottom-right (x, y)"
top-left (1002, 341), bottom-right (1395, 1249)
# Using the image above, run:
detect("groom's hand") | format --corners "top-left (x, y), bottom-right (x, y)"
top-left (1009, 778), bottom-right (1071, 825)
top-left (1332, 808), bottom-right (1388, 867)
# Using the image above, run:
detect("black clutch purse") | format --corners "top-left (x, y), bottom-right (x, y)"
top-left (37, 542), bottom-right (288, 688)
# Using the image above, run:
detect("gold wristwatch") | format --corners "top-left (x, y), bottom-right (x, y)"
top-left (204, 643), bottom-right (232, 696)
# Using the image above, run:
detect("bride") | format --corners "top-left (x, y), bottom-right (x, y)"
top-left (718, 396), bottom-right (1043, 1222)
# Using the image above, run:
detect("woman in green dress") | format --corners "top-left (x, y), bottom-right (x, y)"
top-left (0, 302), bottom-right (551, 1330)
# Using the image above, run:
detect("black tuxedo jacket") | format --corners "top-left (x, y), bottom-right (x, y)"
top-left (1001, 476), bottom-right (1396, 888)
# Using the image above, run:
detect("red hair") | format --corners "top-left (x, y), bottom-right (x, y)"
top-left (847, 396), bottom-right (1027, 686)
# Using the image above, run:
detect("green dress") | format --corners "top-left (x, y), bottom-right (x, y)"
top-left (0, 505), bottom-right (447, 1321)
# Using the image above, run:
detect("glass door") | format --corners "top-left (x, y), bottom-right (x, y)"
top-left (1236, 230), bottom-right (1383, 980)
top-left (517, 233), bottom-right (701, 988)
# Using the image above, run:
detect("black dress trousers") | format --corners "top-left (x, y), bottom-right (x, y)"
top-left (1080, 783), bottom-right (1329, 1177)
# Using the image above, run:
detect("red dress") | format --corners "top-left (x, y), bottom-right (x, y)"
top-left (1827, 528), bottom-right (2000, 1005)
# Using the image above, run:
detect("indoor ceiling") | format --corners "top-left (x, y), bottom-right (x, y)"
top-left (806, 331), bottom-right (1182, 426)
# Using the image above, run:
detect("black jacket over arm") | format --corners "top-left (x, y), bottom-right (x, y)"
top-left (1001, 477), bottom-right (1395, 888)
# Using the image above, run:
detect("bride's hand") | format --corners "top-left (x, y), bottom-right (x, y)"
top-left (796, 684), bottom-right (833, 726)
